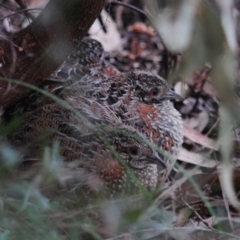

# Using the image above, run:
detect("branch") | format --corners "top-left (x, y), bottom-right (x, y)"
top-left (0, 0), bottom-right (106, 109)
top-left (108, 0), bottom-right (149, 18)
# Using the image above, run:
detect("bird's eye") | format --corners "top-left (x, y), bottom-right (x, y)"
top-left (97, 51), bottom-right (102, 58)
top-left (150, 88), bottom-right (158, 96)
top-left (128, 146), bottom-right (139, 155)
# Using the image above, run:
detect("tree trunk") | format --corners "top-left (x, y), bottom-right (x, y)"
top-left (0, 0), bottom-right (106, 109)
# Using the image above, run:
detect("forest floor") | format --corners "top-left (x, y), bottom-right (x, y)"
top-left (1, 1), bottom-right (240, 239)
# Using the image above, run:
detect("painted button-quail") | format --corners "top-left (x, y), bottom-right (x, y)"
top-left (3, 37), bottom-right (182, 195)
top-left (59, 69), bottom-right (183, 167)
top-left (45, 38), bottom-right (183, 165)
top-left (7, 99), bottom-right (165, 194)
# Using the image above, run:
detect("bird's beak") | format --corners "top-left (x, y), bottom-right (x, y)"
top-left (148, 154), bottom-right (166, 168)
top-left (102, 51), bottom-right (109, 58)
top-left (162, 89), bottom-right (182, 101)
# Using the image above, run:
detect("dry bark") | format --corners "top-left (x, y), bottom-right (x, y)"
top-left (0, 0), bottom-right (106, 108)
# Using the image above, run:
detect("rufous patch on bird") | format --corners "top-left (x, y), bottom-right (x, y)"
top-left (98, 156), bottom-right (124, 181)
top-left (136, 102), bottom-right (159, 126)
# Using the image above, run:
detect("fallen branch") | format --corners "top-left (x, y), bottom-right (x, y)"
top-left (0, 0), bottom-right (106, 108)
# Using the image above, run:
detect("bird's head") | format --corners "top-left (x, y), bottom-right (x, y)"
top-left (127, 70), bottom-right (181, 104)
top-left (75, 37), bottom-right (105, 66)
top-left (110, 129), bottom-right (166, 170)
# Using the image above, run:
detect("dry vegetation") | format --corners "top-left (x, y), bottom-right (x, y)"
top-left (0, 0), bottom-right (240, 239)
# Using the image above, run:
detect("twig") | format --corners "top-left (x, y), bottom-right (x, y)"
top-left (0, 35), bottom-right (21, 49)
top-left (206, 117), bottom-right (220, 136)
top-left (0, 8), bottom-right (43, 22)
top-left (107, 0), bottom-right (149, 19)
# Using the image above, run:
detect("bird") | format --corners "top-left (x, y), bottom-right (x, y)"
top-left (44, 38), bottom-right (183, 165)
top-left (7, 99), bottom-right (166, 195)
top-left (44, 37), bottom-right (183, 166)
top-left (58, 69), bottom-right (183, 168)
top-left (3, 37), bottom-right (182, 195)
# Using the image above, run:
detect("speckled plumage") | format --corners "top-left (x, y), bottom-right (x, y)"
top-left (4, 37), bottom-right (182, 195)
top-left (8, 100), bottom-right (165, 193)
top-left (59, 69), bottom-right (183, 166)
top-left (48, 37), bottom-right (119, 85)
